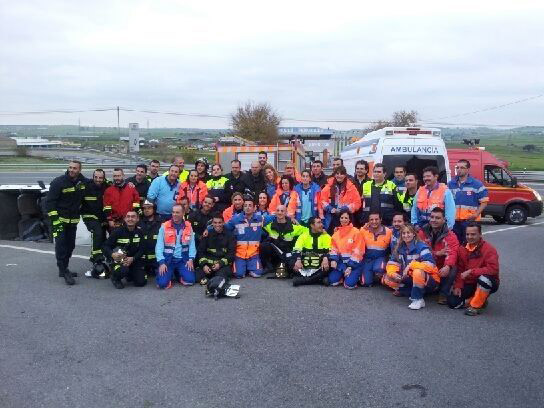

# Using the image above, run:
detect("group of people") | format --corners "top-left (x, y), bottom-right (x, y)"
top-left (45, 152), bottom-right (499, 316)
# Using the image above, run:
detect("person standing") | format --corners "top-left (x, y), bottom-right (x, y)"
top-left (176, 169), bottom-right (208, 211)
top-left (45, 160), bottom-right (86, 285)
top-left (82, 168), bottom-right (110, 278)
top-left (155, 204), bottom-right (197, 289)
top-left (293, 170), bottom-right (322, 226)
top-left (269, 175), bottom-right (298, 219)
top-left (243, 161), bottom-right (266, 198)
top-left (102, 210), bottom-right (147, 289)
top-left (321, 166), bottom-right (361, 233)
top-left (352, 160), bottom-right (371, 227)
top-left (127, 164), bottom-right (150, 204)
top-left (195, 157), bottom-right (210, 183)
top-left (411, 166), bottom-right (455, 230)
top-left (360, 163), bottom-right (401, 226)
top-left (310, 160), bottom-right (328, 188)
top-left (447, 159), bottom-right (489, 243)
top-left (206, 163), bottom-right (229, 213)
top-left (225, 159), bottom-right (248, 198)
top-left (103, 168), bottom-right (141, 230)
top-left (162, 156), bottom-right (189, 182)
top-left (147, 165), bottom-right (181, 221)
top-left (397, 173), bottom-right (418, 216)
top-left (138, 200), bottom-right (162, 277)
top-left (187, 195), bottom-right (215, 248)
top-left (147, 159), bottom-right (161, 182)
top-left (392, 165), bottom-right (407, 194)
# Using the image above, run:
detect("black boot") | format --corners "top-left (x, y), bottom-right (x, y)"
top-left (62, 268), bottom-right (75, 285)
top-left (112, 279), bottom-right (124, 289)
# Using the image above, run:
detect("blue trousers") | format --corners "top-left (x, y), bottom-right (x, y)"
top-left (156, 257), bottom-right (195, 288)
top-left (399, 276), bottom-right (439, 300)
top-left (360, 257), bottom-right (386, 287)
top-left (233, 255), bottom-right (262, 278)
top-left (328, 262), bottom-right (364, 288)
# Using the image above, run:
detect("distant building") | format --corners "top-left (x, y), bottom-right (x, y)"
top-left (10, 137), bottom-right (62, 148)
top-left (279, 127), bottom-right (335, 167)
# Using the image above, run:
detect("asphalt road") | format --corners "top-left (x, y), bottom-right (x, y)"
top-left (1, 219), bottom-right (543, 408)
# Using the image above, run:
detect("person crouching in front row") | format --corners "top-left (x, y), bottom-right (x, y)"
top-left (155, 203), bottom-right (196, 289)
top-left (384, 224), bottom-right (440, 310)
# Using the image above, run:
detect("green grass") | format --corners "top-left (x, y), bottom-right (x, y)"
top-left (446, 137), bottom-right (544, 170)
top-left (0, 156), bottom-right (65, 165)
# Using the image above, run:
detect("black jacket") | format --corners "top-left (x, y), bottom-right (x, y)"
top-left (82, 180), bottom-right (109, 223)
top-left (311, 172), bottom-right (328, 188)
top-left (188, 209), bottom-right (214, 239)
top-left (126, 176), bottom-right (150, 201)
top-left (197, 228), bottom-right (235, 267)
top-left (103, 225), bottom-right (145, 261)
top-left (45, 171), bottom-right (87, 222)
top-left (137, 216), bottom-right (162, 254)
top-left (224, 172), bottom-right (248, 200)
top-left (243, 171), bottom-right (266, 198)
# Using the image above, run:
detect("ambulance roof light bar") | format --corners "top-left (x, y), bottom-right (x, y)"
top-left (385, 128), bottom-right (441, 137)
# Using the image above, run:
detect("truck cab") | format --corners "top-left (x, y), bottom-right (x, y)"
top-left (447, 148), bottom-right (543, 225)
top-left (341, 127), bottom-right (450, 182)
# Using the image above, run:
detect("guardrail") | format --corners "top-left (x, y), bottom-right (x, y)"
top-left (511, 171), bottom-right (544, 182)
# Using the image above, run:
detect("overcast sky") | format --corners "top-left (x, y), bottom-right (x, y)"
top-left (1, 0), bottom-right (543, 129)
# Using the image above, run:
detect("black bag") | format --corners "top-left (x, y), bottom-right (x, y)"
top-left (205, 276), bottom-right (240, 300)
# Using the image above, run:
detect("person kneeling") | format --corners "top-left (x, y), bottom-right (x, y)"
top-left (447, 222), bottom-right (500, 316)
top-left (328, 210), bottom-right (365, 288)
top-left (196, 214), bottom-right (235, 285)
top-left (102, 210), bottom-right (147, 289)
top-left (383, 224), bottom-right (439, 310)
top-left (291, 217), bottom-right (332, 287)
top-left (155, 203), bottom-right (196, 289)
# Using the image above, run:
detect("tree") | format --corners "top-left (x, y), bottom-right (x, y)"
top-left (366, 110), bottom-right (419, 132)
top-left (230, 101), bottom-right (281, 144)
top-left (523, 144), bottom-right (536, 152)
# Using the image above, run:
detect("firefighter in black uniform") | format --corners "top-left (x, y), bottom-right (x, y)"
top-left (82, 168), bottom-right (110, 278)
top-left (138, 199), bottom-right (162, 276)
top-left (187, 195), bottom-right (215, 249)
top-left (195, 213), bottom-right (235, 285)
top-left (45, 160), bottom-right (87, 285)
top-left (102, 210), bottom-right (146, 289)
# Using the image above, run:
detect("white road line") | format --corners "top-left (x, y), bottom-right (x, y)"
top-left (483, 221), bottom-right (544, 235)
top-left (0, 244), bottom-right (88, 259)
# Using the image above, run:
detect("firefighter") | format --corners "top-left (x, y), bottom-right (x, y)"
top-left (447, 159), bottom-right (489, 244)
top-left (411, 166), bottom-right (455, 230)
top-left (360, 163), bottom-right (402, 226)
top-left (126, 163), bottom-right (150, 204)
top-left (261, 204), bottom-right (307, 277)
top-left (102, 210), bottom-right (147, 289)
top-left (45, 160), bottom-right (86, 285)
top-left (359, 212), bottom-right (392, 287)
top-left (269, 175), bottom-right (298, 219)
top-left (222, 192), bottom-right (244, 222)
top-left (384, 224), bottom-right (439, 310)
top-left (103, 168), bottom-right (140, 230)
top-left (206, 163), bottom-right (229, 213)
top-left (397, 173), bottom-right (418, 216)
top-left (321, 166), bottom-right (361, 233)
top-left (155, 203), bottom-right (197, 289)
top-left (293, 170), bottom-right (322, 227)
top-left (176, 169), bottom-right (208, 211)
top-left (147, 159), bottom-right (161, 182)
top-left (195, 157), bottom-right (210, 183)
top-left (196, 214), bottom-right (235, 285)
top-left (418, 207), bottom-right (459, 305)
top-left (328, 210), bottom-right (365, 289)
top-left (82, 168), bottom-right (110, 278)
top-left (138, 199), bottom-right (162, 277)
top-left (224, 195), bottom-right (266, 278)
top-left (147, 164), bottom-right (181, 221)
top-left (448, 222), bottom-right (500, 316)
top-left (187, 195), bottom-right (215, 248)
top-left (291, 217), bottom-right (332, 287)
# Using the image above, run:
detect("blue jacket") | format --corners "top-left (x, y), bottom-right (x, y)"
top-left (389, 240), bottom-right (435, 271)
top-left (147, 176), bottom-right (180, 216)
top-left (294, 182), bottom-right (321, 222)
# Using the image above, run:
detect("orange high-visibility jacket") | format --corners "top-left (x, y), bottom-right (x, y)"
top-left (330, 224), bottom-right (365, 265)
top-left (321, 179), bottom-right (362, 214)
top-left (176, 181), bottom-right (208, 208)
top-left (269, 188), bottom-right (298, 218)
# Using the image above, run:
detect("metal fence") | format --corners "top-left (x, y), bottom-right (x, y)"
top-left (511, 171), bottom-right (544, 182)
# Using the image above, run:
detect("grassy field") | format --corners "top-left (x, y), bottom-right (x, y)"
top-left (446, 136), bottom-right (544, 170)
top-left (0, 156), bottom-right (65, 165)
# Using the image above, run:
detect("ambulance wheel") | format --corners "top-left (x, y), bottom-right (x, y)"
top-left (505, 205), bottom-right (527, 225)
top-left (492, 216), bottom-right (505, 224)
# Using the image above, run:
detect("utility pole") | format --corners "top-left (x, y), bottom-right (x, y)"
top-left (117, 106), bottom-right (120, 135)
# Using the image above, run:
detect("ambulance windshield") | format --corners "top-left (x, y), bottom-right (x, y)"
top-left (382, 155), bottom-right (447, 183)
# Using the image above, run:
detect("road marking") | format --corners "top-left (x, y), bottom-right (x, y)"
top-left (0, 244), bottom-right (88, 259)
top-left (483, 221), bottom-right (544, 235)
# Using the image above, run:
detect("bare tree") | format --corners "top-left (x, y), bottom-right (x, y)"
top-left (366, 110), bottom-right (419, 132)
top-left (230, 101), bottom-right (281, 144)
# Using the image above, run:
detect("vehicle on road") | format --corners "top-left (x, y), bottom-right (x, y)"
top-left (448, 148), bottom-right (543, 225)
top-left (340, 127), bottom-right (450, 182)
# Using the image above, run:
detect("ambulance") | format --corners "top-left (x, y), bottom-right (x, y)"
top-left (340, 127), bottom-right (450, 182)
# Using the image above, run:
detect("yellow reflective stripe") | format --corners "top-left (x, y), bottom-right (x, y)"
top-left (48, 210), bottom-right (58, 216)
top-left (52, 220), bottom-right (61, 225)
top-left (103, 206), bottom-right (112, 210)
top-left (152, 235), bottom-right (158, 240)
top-left (84, 196), bottom-right (97, 201)
top-left (91, 249), bottom-right (102, 255)
top-left (62, 187), bottom-right (75, 193)
top-left (58, 217), bottom-right (78, 224)
top-left (117, 238), bottom-right (130, 243)
top-left (147, 254), bottom-right (156, 259)
top-left (133, 203), bottom-right (140, 208)
top-left (133, 238), bottom-right (140, 243)
top-left (82, 214), bottom-right (98, 220)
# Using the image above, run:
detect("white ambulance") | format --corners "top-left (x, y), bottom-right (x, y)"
top-left (340, 127), bottom-right (450, 182)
